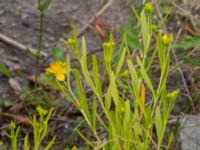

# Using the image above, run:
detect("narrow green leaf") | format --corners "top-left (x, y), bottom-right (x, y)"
top-left (37, 0), bottom-right (52, 13)
top-left (92, 96), bottom-right (97, 133)
top-left (137, 57), bottom-right (155, 96)
top-left (82, 36), bottom-right (87, 63)
top-left (115, 47), bottom-right (126, 77)
top-left (24, 135), bottom-right (30, 150)
top-left (75, 70), bottom-right (91, 126)
top-left (92, 55), bottom-right (98, 87)
top-left (110, 72), bottom-right (120, 109)
top-left (81, 57), bottom-right (96, 93)
top-left (155, 107), bottom-right (163, 145)
top-left (166, 132), bottom-right (174, 150)
top-left (80, 37), bottom-right (97, 95)
top-left (127, 59), bottom-right (140, 101)
top-left (92, 55), bottom-right (102, 97)
top-left (66, 54), bottom-right (71, 90)
top-left (141, 11), bottom-right (148, 51)
top-left (131, 4), bottom-right (140, 22)
top-left (44, 136), bottom-right (56, 150)
top-left (123, 100), bottom-right (131, 139)
top-left (157, 34), bottom-right (164, 70)
top-left (74, 69), bottom-right (83, 100)
top-left (0, 64), bottom-right (11, 78)
top-left (105, 84), bottom-right (112, 111)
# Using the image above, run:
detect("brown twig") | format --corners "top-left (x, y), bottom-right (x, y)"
top-left (77, 0), bottom-right (114, 37)
top-left (0, 33), bottom-right (47, 57)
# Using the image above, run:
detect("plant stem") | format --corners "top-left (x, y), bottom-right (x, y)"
top-left (36, 10), bottom-right (44, 85)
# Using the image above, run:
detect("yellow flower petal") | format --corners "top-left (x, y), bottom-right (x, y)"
top-left (56, 74), bottom-right (65, 81)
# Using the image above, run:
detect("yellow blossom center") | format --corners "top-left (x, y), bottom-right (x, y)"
top-left (46, 61), bottom-right (67, 81)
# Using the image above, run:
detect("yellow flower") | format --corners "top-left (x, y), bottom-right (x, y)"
top-left (162, 34), bottom-right (173, 45)
top-left (46, 61), bottom-right (67, 81)
top-left (167, 89), bottom-right (180, 100)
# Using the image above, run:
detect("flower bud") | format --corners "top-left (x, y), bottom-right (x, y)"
top-left (103, 41), bottom-right (115, 49)
top-left (121, 69), bottom-right (129, 78)
top-left (10, 121), bottom-right (16, 129)
top-left (162, 34), bottom-right (173, 45)
top-left (167, 89), bottom-right (180, 100)
top-left (66, 38), bottom-right (76, 46)
top-left (36, 106), bottom-right (48, 117)
top-left (145, 3), bottom-right (153, 13)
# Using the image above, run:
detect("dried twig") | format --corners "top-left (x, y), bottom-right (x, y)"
top-left (0, 33), bottom-right (47, 57)
top-left (78, 0), bottom-right (114, 37)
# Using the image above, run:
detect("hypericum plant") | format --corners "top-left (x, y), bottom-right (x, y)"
top-left (31, 106), bottom-right (56, 150)
top-left (4, 121), bottom-right (20, 150)
top-left (44, 2), bottom-right (179, 150)
top-left (4, 107), bottom-right (56, 150)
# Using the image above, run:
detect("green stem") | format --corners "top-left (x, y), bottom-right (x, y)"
top-left (36, 11), bottom-right (44, 85)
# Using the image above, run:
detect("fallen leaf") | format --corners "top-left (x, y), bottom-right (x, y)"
top-left (181, 21), bottom-right (196, 36)
top-left (2, 112), bottom-right (32, 125)
top-left (93, 17), bottom-right (113, 41)
top-left (95, 17), bottom-right (113, 32)
top-left (9, 78), bottom-right (22, 93)
top-left (27, 75), bottom-right (39, 83)
top-left (94, 25), bottom-right (105, 41)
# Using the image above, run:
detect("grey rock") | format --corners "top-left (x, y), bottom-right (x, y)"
top-left (180, 115), bottom-right (200, 150)
top-left (0, 9), bottom-right (5, 16)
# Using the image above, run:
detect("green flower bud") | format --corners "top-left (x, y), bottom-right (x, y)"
top-left (66, 38), bottom-right (76, 46)
top-left (10, 121), bottom-right (16, 129)
top-left (103, 41), bottom-right (115, 49)
top-left (167, 89), bottom-right (180, 100)
top-left (121, 69), bottom-right (129, 78)
top-left (145, 3), bottom-right (153, 13)
top-left (152, 25), bottom-right (158, 31)
top-left (36, 106), bottom-right (48, 117)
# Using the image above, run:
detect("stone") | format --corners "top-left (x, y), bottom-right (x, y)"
top-left (180, 115), bottom-right (200, 150)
